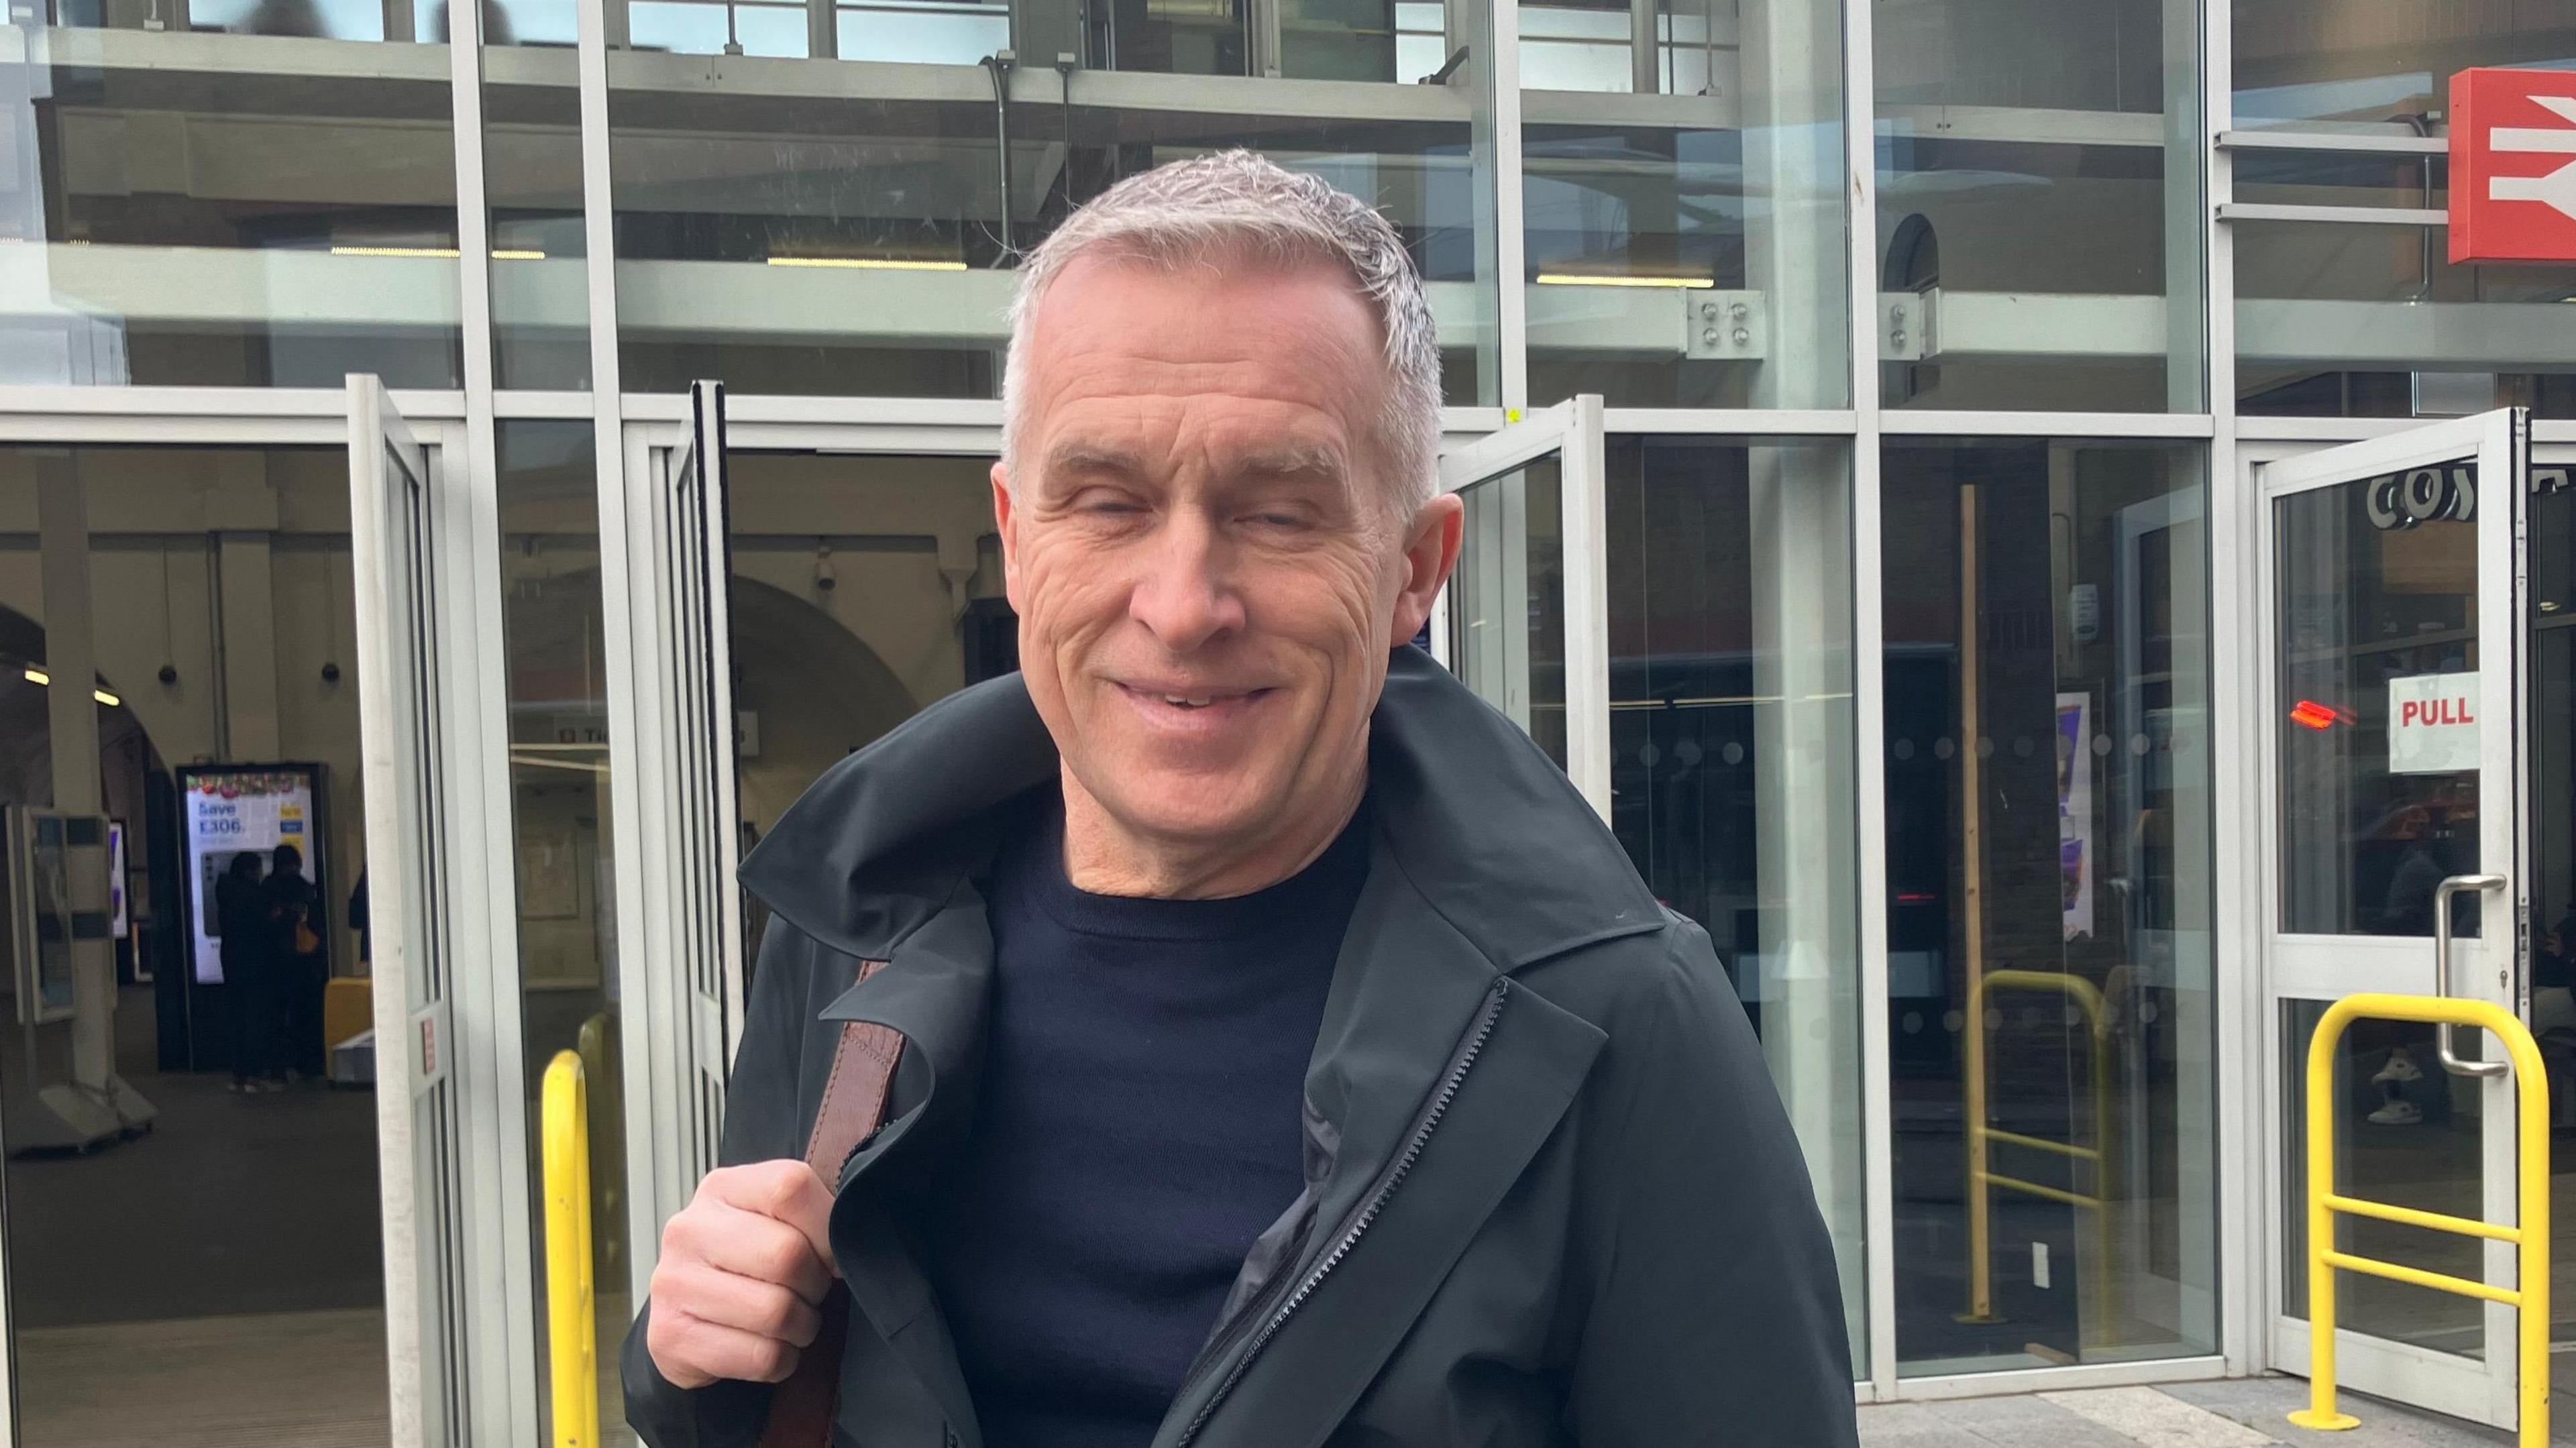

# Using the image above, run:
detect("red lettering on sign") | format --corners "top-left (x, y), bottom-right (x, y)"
top-left (2451, 68), bottom-right (2576, 266)
top-left (2401, 702), bottom-right (2420, 726)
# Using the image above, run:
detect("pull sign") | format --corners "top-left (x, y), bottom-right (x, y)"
top-left (2388, 672), bottom-right (2481, 775)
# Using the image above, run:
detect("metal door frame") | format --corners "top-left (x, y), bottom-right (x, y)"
top-left (0, 389), bottom-right (533, 1447)
top-left (2249, 412), bottom-right (2532, 1429)
top-left (1434, 395), bottom-right (1610, 818)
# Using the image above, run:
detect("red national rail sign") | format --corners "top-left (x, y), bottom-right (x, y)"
top-left (2449, 67), bottom-right (2576, 265)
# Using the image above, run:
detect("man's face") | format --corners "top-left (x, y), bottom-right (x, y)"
top-left (994, 254), bottom-right (1460, 863)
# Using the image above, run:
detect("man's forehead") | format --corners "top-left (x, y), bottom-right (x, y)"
top-left (1036, 419), bottom-right (1355, 482)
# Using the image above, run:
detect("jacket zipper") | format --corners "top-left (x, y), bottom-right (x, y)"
top-left (1170, 977), bottom-right (1511, 1448)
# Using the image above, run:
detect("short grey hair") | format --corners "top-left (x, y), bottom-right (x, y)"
top-left (1001, 150), bottom-right (1442, 521)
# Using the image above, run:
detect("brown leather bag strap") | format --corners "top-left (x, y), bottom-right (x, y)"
top-left (757, 960), bottom-right (902, 1448)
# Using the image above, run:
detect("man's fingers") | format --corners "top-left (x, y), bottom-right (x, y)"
top-left (704, 1160), bottom-right (841, 1278)
top-left (649, 1306), bottom-right (802, 1386)
top-left (660, 1262), bottom-right (823, 1347)
top-left (667, 1201), bottom-right (835, 1306)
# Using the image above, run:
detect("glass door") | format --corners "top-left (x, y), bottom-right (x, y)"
top-left (624, 381), bottom-right (742, 1249)
top-left (2259, 410), bottom-right (2532, 1429)
top-left (347, 374), bottom-right (474, 1447)
top-left (1434, 397), bottom-right (1608, 816)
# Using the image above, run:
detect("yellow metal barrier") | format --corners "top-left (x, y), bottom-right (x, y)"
top-left (2292, 993), bottom-right (2548, 1443)
top-left (543, 1050), bottom-right (600, 1448)
top-left (1959, 968), bottom-right (2115, 1336)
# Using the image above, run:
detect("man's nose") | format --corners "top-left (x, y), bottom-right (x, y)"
top-left (1128, 512), bottom-right (1246, 651)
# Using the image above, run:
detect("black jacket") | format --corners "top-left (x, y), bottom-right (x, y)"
top-left (626, 647), bottom-right (1858, 1448)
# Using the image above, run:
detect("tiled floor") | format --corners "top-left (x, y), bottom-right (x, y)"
top-left (13, 1308), bottom-right (390, 1447)
top-left (1862, 1379), bottom-right (2573, 1448)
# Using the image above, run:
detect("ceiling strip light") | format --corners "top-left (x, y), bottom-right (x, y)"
top-left (765, 256), bottom-right (969, 271)
top-left (1534, 272), bottom-right (1715, 289)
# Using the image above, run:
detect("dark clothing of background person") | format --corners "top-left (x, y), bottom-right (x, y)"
top-left (262, 862), bottom-right (328, 1078)
top-left (216, 856), bottom-right (275, 1086)
top-left (625, 648), bottom-right (1861, 1448)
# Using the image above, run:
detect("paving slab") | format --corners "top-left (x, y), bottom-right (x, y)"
top-left (1863, 1379), bottom-right (2562, 1448)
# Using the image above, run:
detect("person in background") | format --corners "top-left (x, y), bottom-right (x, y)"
top-left (218, 851), bottom-right (275, 1094)
top-left (263, 843), bottom-right (327, 1083)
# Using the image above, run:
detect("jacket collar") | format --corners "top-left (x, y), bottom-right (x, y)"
top-left (739, 645), bottom-right (1665, 972)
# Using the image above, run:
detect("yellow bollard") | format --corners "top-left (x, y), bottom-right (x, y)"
top-left (1958, 969), bottom-right (2118, 1340)
top-left (543, 1050), bottom-right (599, 1448)
top-left (2290, 993), bottom-right (2548, 1444)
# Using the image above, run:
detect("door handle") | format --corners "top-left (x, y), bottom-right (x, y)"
top-left (2433, 873), bottom-right (2510, 1079)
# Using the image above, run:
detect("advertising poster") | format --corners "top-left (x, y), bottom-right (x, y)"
top-left (108, 818), bottom-right (128, 941)
top-left (2057, 693), bottom-right (2094, 941)
top-left (180, 766), bottom-right (323, 985)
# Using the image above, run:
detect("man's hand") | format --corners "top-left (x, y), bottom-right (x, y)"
top-left (644, 1160), bottom-right (839, 1390)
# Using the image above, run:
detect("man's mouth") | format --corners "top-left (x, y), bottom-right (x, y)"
top-left (1116, 681), bottom-right (1274, 714)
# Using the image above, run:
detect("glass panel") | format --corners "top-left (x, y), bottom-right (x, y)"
top-left (0, 446), bottom-right (390, 1441)
top-left (486, 0), bottom-right (591, 388)
top-left (1602, 433), bottom-right (1864, 1369)
top-left (1873, 0), bottom-right (2202, 412)
top-left (1447, 456), bottom-right (1566, 766)
top-left (2235, 222), bottom-right (2576, 420)
top-left (1521, 0), bottom-right (1849, 408)
top-left (2279, 1004), bottom-right (2483, 1361)
top-left (494, 422), bottom-right (633, 1446)
top-left (2274, 461), bottom-right (2481, 937)
top-left (599, 0), bottom-right (1501, 403)
top-left (2232, 5), bottom-right (2576, 131)
top-left (1883, 437), bottom-right (2218, 1375)
top-left (1, 10), bottom-right (464, 385)
top-left (724, 448), bottom-right (1003, 887)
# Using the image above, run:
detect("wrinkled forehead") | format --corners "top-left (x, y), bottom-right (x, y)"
top-left (1016, 250), bottom-right (1401, 492)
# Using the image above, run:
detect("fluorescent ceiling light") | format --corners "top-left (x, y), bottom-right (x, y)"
top-left (22, 667), bottom-right (48, 685)
top-left (766, 256), bottom-right (969, 271)
top-left (329, 245), bottom-right (549, 260)
top-left (93, 688), bottom-right (119, 707)
top-left (1534, 272), bottom-right (1714, 289)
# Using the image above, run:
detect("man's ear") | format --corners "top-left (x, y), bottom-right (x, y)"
top-left (990, 462), bottom-right (1024, 612)
top-left (1390, 492), bottom-right (1463, 645)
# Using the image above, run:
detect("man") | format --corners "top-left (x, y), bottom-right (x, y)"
top-left (627, 151), bottom-right (1856, 1448)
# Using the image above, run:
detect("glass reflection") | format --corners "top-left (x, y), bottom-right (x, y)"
top-left (1873, 0), bottom-right (2201, 412)
top-left (1883, 437), bottom-right (2216, 1375)
top-left (1521, 0), bottom-right (1848, 408)
top-left (598, 0), bottom-right (1501, 402)
top-left (1601, 434), bottom-right (1865, 1369)
top-left (2275, 467), bottom-right (2483, 937)
top-left (495, 422), bottom-right (633, 1446)
top-left (2232, 3), bottom-right (2576, 131)
top-left (2235, 222), bottom-right (2576, 420)
top-left (1, 0), bottom-right (464, 385)
top-left (1448, 457), bottom-right (1566, 766)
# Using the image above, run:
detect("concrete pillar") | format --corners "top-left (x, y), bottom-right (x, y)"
top-left (2161, 0), bottom-right (2204, 412)
top-left (1749, 442), bottom-right (1863, 1339)
top-left (1739, 0), bottom-right (1861, 1341)
top-left (38, 456), bottom-right (115, 1095)
top-left (1739, 0), bottom-right (1843, 412)
top-left (212, 462), bottom-right (282, 761)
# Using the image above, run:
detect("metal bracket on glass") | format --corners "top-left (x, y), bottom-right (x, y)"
top-left (1880, 290), bottom-right (1937, 363)
top-left (2434, 872), bottom-right (2510, 1078)
top-left (1681, 290), bottom-right (1768, 361)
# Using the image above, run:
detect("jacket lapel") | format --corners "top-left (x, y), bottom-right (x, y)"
top-left (1154, 852), bottom-right (1615, 1448)
top-left (816, 891), bottom-right (996, 1448)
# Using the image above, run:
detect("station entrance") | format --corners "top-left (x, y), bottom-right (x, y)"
top-left (1, 384), bottom-right (2571, 1445)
